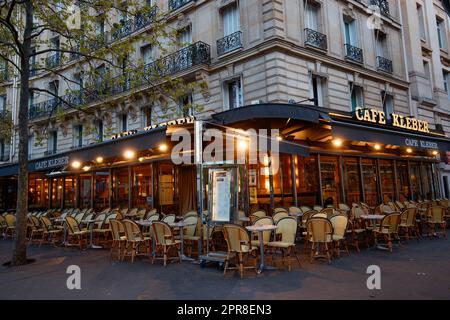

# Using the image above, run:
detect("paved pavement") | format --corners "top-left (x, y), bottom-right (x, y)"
top-left (0, 238), bottom-right (449, 300)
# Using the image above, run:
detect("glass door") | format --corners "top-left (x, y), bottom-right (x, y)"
top-left (320, 156), bottom-right (341, 207)
top-left (361, 158), bottom-right (379, 207)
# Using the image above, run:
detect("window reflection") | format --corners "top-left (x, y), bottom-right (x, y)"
top-left (343, 157), bottom-right (361, 204)
top-left (320, 156), bottom-right (341, 206)
top-left (379, 160), bottom-right (395, 203)
top-left (361, 158), bottom-right (378, 206)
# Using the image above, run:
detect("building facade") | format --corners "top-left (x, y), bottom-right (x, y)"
top-left (0, 0), bottom-right (449, 213)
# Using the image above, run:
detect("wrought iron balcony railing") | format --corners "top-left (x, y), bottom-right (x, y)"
top-left (217, 31), bottom-right (243, 56)
top-left (28, 98), bottom-right (59, 119)
top-left (304, 28), bottom-right (327, 50)
top-left (135, 7), bottom-right (158, 31)
top-left (111, 19), bottom-right (134, 42)
top-left (29, 42), bottom-right (211, 120)
top-left (45, 53), bottom-right (61, 69)
top-left (345, 44), bottom-right (364, 63)
top-left (169, 0), bottom-right (194, 12)
top-left (370, 0), bottom-right (390, 18)
top-left (377, 56), bottom-right (393, 73)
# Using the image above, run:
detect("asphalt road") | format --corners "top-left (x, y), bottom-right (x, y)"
top-left (0, 238), bottom-right (449, 300)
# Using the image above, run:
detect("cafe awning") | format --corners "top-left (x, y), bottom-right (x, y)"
top-left (332, 120), bottom-right (450, 153)
top-left (211, 103), bottom-right (329, 157)
top-left (0, 127), bottom-right (167, 177)
top-left (211, 103), bottom-right (331, 126)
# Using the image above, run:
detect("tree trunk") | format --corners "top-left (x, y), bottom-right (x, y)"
top-left (12, 1), bottom-right (33, 266)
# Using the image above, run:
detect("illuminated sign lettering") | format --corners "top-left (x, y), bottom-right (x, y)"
top-left (354, 107), bottom-right (429, 133)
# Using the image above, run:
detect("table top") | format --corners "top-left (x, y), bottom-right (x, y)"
top-left (169, 221), bottom-right (196, 228)
top-left (360, 215), bottom-right (385, 220)
top-left (246, 225), bottom-right (278, 232)
top-left (135, 220), bottom-right (153, 226)
top-left (81, 219), bottom-right (98, 223)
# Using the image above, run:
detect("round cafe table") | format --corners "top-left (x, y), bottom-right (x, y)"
top-left (360, 215), bottom-right (386, 250)
top-left (169, 221), bottom-right (197, 262)
top-left (246, 225), bottom-right (278, 274)
top-left (135, 220), bottom-right (156, 258)
top-left (81, 219), bottom-right (102, 249)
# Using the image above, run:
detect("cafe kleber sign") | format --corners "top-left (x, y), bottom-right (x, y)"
top-left (354, 107), bottom-right (430, 133)
top-left (34, 156), bottom-right (69, 170)
top-left (111, 116), bottom-right (195, 140)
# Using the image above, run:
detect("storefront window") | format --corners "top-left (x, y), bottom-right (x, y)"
top-left (379, 160), bottom-right (395, 203)
top-left (158, 163), bottom-right (175, 211)
top-left (79, 174), bottom-right (92, 209)
top-left (432, 163), bottom-right (441, 199)
top-left (273, 154), bottom-right (293, 207)
top-left (295, 155), bottom-right (320, 207)
top-left (343, 157), bottom-right (361, 205)
top-left (64, 176), bottom-right (76, 208)
top-left (94, 171), bottom-right (109, 211)
top-left (320, 156), bottom-right (341, 207)
top-left (396, 161), bottom-right (410, 201)
top-left (420, 162), bottom-right (435, 200)
top-left (29, 174), bottom-right (49, 209)
top-left (112, 167), bottom-right (129, 208)
top-left (410, 162), bottom-right (421, 201)
top-left (50, 178), bottom-right (63, 208)
top-left (361, 158), bottom-right (378, 207)
top-left (133, 164), bottom-right (153, 208)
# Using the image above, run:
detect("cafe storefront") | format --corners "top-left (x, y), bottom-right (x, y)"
top-left (0, 104), bottom-right (449, 214)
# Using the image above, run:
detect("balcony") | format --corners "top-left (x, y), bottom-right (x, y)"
top-left (370, 0), bottom-right (390, 18)
top-left (45, 53), bottom-right (60, 69)
top-left (169, 0), bottom-right (194, 12)
top-left (377, 56), bottom-right (393, 73)
top-left (44, 150), bottom-right (57, 156)
top-left (29, 63), bottom-right (38, 77)
top-left (143, 41), bottom-right (210, 77)
top-left (217, 31), bottom-right (243, 56)
top-left (111, 19), bottom-right (133, 42)
top-left (28, 98), bottom-right (59, 119)
top-left (345, 44), bottom-right (364, 63)
top-left (29, 42), bottom-right (211, 120)
top-left (304, 28), bottom-right (327, 51)
top-left (135, 7), bottom-right (158, 31)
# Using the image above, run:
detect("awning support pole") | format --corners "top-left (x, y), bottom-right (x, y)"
top-left (195, 120), bottom-right (203, 256)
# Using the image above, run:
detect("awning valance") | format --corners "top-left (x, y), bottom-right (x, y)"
top-left (0, 128), bottom-right (167, 177)
top-left (332, 120), bottom-right (450, 153)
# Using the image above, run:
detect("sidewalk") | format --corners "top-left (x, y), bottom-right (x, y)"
top-left (0, 238), bottom-right (449, 300)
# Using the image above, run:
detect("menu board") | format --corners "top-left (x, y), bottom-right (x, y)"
top-left (159, 175), bottom-right (174, 205)
top-left (211, 170), bottom-right (232, 222)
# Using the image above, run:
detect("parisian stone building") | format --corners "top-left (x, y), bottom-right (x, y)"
top-left (0, 0), bottom-right (449, 211)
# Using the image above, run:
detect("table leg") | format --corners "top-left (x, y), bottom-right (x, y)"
top-left (88, 222), bottom-right (102, 249)
top-left (257, 232), bottom-right (265, 273)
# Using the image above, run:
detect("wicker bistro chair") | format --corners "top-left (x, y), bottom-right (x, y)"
top-left (183, 211), bottom-right (198, 219)
top-left (122, 219), bottom-right (151, 263)
top-left (372, 212), bottom-right (402, 253)
top-left (152, 221), bottom-right (181, 267)
top-left (0, 215), bottom-right (6, 237)
top-left (40, 216), bottom-right (62, 246)
top-left (177, 215), bottom-right (200, 257)
top-left (300, 206), bottom-right (312, 212)
top-left (91, 213), bottom-right (108, 245)
top-left (65, 216), bottom-right (90, 250)
top-left (274, 207), bottom-right (288, 214)
top-left (28, 215), bottom-right (43, 244)
top-left (249, 210), bottom-right (266, 224)
top-left (425, 206), bottom-right (447, 239)
top-left (136, 209), bottom-right (147, 220)
top-left (161, 214), bottom-right (176, 224)
top-left (338, 203), bottom-right (351, 212)
top-left (272, 211), bottom-right (289, 224)
top-left (222, 224), bottom-right (258, 278)
top-left (4, 214), bottom-right (16, 239)
top-left (144, 208), bottom-right (158, 220)
top-left (329, 214), bottom-right (350, 258)
top-left (268, 217), bottom-right (301, 271)
top-left (346, 206), bottom-right (368, 251)
top-left (313, 205), bottom-right (324, 212)
top-left (109, 220), bottom-right (126, 261)
top-left (320, 207), bottom-right (336, 219)
top-left (288, 206), bottom-right (302, 215)
top-left (399, 207), bottom-right (420, 241)
top-left (306, 217), bottom-right (333, 263)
